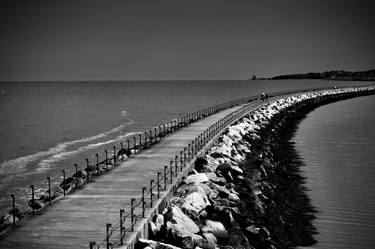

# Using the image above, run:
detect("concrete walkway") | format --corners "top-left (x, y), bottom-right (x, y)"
top-left (0, 99), bottom-right (270, 249)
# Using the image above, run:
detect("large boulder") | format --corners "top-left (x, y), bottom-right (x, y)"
top-left (221, 134), bottom-right (234, 147)
top-left (176, 182), bottom-right (207, 198)
top-left (227, 129), bottom-right (242, 142)
top-left (206, 154), bottom-right (220, 168)
top-left (207, 181), bottom-right (230, 198)
top-left (202, 233), bottom-right (218, 248)
top-left (205, 172), bottom-right (226, 185)
top-left (164, 205), bottom-right (200, 237)
top-left (181, 234), bottom-right (204, 249)
top-left (214, 144), bottom-right (232, 158)
top-left (202, 220), bottom-right (229, 239)
top-left (236, 144), bottom-right (251, 154)
top-left (195, 157), bottom-right (208, 172)
top-left (230, 165), bottom-right (244, 175)
top-left (198, 183), bottom-right (219, 200)
top-left (230, 125), bottom-right (246, 136)
top-left (184, 173), bottom-right (209, 184)
top-left (204, 205), bottom-right (234, 228)
top-left (227, 222), bottom-right (254, 249)
top-left (181, 191), bottom-right (210, 215)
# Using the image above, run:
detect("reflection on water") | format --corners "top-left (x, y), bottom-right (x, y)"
top-left (294, 95), bottom-right (375, 249)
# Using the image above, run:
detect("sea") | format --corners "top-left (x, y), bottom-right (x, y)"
top-left (0, 80), bottom-right (373, 247)
top-left (294, 94), bottom-right (375, 248)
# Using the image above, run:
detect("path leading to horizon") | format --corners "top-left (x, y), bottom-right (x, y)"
top-left (0, 99), bottom-right (271, 249)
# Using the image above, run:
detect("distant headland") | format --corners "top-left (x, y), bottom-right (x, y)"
top-left (252, 69), bottom-right (375, 81)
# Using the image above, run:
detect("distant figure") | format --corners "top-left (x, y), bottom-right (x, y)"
top-left (261, 92), bottom-right (265, 102)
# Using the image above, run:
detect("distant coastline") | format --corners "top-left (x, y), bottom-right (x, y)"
top-left (252, 69), bottom-right (375, 81)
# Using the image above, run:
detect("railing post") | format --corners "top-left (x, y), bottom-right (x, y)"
top-left (188, 143), bottom-right (191, 161)
top-left (200, 133), bottom-right (204, 148)
top-left (96, 153), bottom-right (99, 172)
top-left (85, 158), bottom-right (90, 182)
top-left (77, 163), bottom-right (81, 184)
top-left (11, 194), bottom-right (15, 227)
top-left (30, 184), bottom-right (35, 214)
top-left (154, 127), bottom-right (157, 142)
top-left (191, 141), bottom-right (195, 156)
top-left (105, 149), bottom-right (108, 167)
top-left (144, 131), bottom-right (148, 146)
top-left (157, 172), bottom-right (161, 199)
top-left (150, 180), bottom-right (154, 208)
top-left (113, 146), bottom-right (116, 166)
top-left (175, 156), bottom-right (178, 177)
top-left (47, 177), bottom-right (51, 205)
top-left (170, 161), bottom-right (173, 184)
top-left (62, 170), bottom-right (66, 196)
top-left (142, 187), bottom-right (146, 218)
top-left (120, 209), bottom-right (125, 246)
top-left (106, 223), bottom-right (112, 249)
top-left (164, 166), bottom-right (168, 190)
top-left (131, 198), bottom-right (135, 231)
top-left (127, 139), bottom-right (130, 152)
top-left (90, 241), bottom-right (96, 249)
top-left (163, 124), bottom-right (166, 135)
top-left (133, 136), bottom-right (136, 152)
top-left (139, 134), bottom-right (142, 150)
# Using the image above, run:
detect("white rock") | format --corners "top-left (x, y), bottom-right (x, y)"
top-left (222, 135), bottom-right (234, 147)
top-left (202, 220), bottom-right (229, 238)
top-left (230, 165), bottom-right (244, 175)
top-left (181, 191), bottom-right (210, 214)
top-left (185, 173), bottom-right (209, 184)
top-left (227, 129), bottom-right (242, 142)
top-left (166, 205), bottom-right (200, 236)
top-left (202, 233), bottom-right (218, 246)
top-left (228, 193), bottom-right (240, 202)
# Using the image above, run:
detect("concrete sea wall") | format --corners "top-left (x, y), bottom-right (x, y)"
top-left (140, 86), bottom-right (375, 249)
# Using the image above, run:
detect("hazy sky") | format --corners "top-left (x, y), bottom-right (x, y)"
top-left (1, 0), bottom-right (374, 81)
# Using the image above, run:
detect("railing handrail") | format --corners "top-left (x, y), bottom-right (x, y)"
top-left (2, 85), bottom-right (374, 244)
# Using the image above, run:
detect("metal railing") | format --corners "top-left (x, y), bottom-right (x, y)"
top-left (1, 90), bottom-right (263, 232)
top-left (3, 85), bottom-right (373, 245)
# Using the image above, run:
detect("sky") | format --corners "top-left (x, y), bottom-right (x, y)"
top-left (0, 0), bottom-right (374, 81)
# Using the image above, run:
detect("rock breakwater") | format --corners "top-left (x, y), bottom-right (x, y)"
top-left (141, 87), bottom-right (375, 249)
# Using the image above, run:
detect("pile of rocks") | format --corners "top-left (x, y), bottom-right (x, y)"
top-left (142, 87), bottom-right (374, 249)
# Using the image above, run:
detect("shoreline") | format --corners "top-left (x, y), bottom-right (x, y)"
top-left (142, 87), bottom-right (375, 249)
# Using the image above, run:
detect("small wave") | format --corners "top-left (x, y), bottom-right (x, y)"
top-left (36, 132), bottom-right (139, 172)
top-left (0, 113), bottom-right (134, 173)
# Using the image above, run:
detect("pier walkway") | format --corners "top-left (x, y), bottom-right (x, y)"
top-left (0, 93), bottom-right (294, 249)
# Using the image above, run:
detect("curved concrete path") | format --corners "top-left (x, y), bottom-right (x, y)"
top-left (0, 98), bottom-right (274, 249)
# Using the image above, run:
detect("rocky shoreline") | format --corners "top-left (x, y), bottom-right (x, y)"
top-left (140, 86), bottom-right (375, 249)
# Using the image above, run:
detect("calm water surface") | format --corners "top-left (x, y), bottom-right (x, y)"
top-left (0, 80), bottom-right (371, 214)
top-left (294, 95), bottom-right (375, 248)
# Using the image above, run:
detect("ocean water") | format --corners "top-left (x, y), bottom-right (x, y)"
top-left (0, 80), bottom-right (370, 213)
top-left (294, 95), bottom-right (375, 248)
